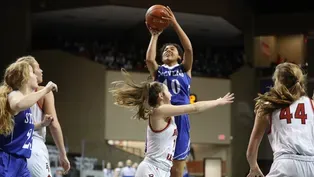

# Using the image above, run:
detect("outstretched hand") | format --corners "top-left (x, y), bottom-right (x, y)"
top-left (161, 6), bottom-right (177, 25)
top-left (217, 92), bottom-right (234, 105)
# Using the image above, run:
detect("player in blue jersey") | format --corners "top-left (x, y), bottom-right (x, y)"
top-left (17, 56), bottom-right (70, 176)
top-left (145, 6), bottom-right (193, 177)
top-left (0, 61), bottom-right (57, 177)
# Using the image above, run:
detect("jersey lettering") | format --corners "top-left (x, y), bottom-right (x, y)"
top-left (24, 113), bottom-right (34, 124)
top-left (295, 103), bottom-right (307, 124)
top-left (156, 65), bottom-right (190, 105)
top-left (279, 103), bottom-right (308, 124)
top-left (166, 153), bottom-right (173, 161)
top-left (22, 129), bottom-right (34, 150)
top-left (279, 107), bottom-right (292, 124)
top-left (163, 79), bottom-right (181, 94)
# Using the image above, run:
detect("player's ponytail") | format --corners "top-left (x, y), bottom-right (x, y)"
top-left (110, 69), bottom-right (152, 120)
top-left (0, 83), bottom-right (14, 136)
top-left (255, 63), bottom-right (306, 116)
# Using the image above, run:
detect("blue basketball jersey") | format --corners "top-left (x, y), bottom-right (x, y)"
top-left (155, 64), bottom-right (191, 105)
top-left (0, 108), bottom-right (34, 158)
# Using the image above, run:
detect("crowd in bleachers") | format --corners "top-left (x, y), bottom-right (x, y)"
top-left (256, 54), bottom-right (308, 78)
top-left (57, 39), bottom-right (245, 78)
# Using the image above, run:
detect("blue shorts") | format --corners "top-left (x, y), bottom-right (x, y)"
top-left (0, 151), bottom-right (30, 177)
top-left (174, 114), bottom-right (190, 160)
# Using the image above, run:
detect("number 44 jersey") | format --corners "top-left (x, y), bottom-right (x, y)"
top-left (155, 64), bottom-right (191, 105)
top-left (269, 96), bottom-right (314, 158)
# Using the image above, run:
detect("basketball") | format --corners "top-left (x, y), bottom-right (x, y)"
top-left (145, 5), bottom-right (170, 32)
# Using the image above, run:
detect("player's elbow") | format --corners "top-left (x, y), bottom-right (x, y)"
top-left (145, 57), bottom-right (154, 64)
top-left (185, 47), bottom-right (193, 53)
top-left (49, 119), bottom-right (61, 130)
top-left (13, 102), bottom-right (25, 112)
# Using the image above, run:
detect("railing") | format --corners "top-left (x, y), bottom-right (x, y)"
top-left (114, 145), bottom-right (144, 157)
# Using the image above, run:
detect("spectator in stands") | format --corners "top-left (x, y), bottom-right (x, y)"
top-left (116, 53), bottom-right (126, 68)
top-left (132, 162), bottom-right (138, 171)
top-left (104, 50), bottom-right (115, 67)
top-left (95, 52), bottom-right (105, 64)
top-left (44, 37), bottom-right (245, 78)
top-left (124, 60), bottom-right (133, 70)
top-left (54, 167), bottom-right (64, 177)
top-left (120, 159), bottom-right (136, 177)
top-left (114, 161), bottom-right (124, 177)
top-left (103, 162), bottom-right (114, 177)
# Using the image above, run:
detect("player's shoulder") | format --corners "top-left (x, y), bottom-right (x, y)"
top-left (295, 96), bottom-right (313, 105)
top-left (7, 90), bottom-right (24, 101)
top-left (8, 90), bottom-right (22, 96)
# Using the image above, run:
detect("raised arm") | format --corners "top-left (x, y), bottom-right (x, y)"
top-left (155, 93), bottom-right (234, 118)
top-left (163, 6), bottom-right (193, 76)
top-left (8, 81), bottom-right (57, 113)
top-left (246, 111), bottom-right (269, 177)
top-left (145, 25), bottom-right (161, 78)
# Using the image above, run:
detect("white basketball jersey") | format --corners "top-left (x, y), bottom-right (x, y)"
top-left (144, 117), bottom-right (177, 171)
top-left (268, 96), bottom-right (314, 158)
top-left (30, 103), bottom-right (46, 141)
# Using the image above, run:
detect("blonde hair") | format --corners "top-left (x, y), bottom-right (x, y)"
top-left (110, 69), bottom-right (164, 120)
top-left (255, 62), bottom-right (307, 116)
top-left (0, 61), bottom-right (32, 135)
top-left (16, 55), bottom-right (37, 69)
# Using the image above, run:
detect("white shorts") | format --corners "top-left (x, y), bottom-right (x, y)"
top-left (267, 154), bottom-right (314, 177)
top-left (27, 138), bottom-right (52, 177)
top-left (135, 161), bottom-right (170, 177)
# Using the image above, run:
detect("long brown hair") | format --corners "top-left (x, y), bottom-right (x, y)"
top-left (255, 62), bottom-right (307, 116)
top-left (110, 69), bottom-right (164, 120)
top-left (0, 61), bottom-right (32, 135)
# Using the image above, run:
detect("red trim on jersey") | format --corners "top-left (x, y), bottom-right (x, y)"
top-left (149, 118), bottom-right (171, 133)
top-left (267, 114), bottom-right (272, 134)
top-left (34, 88), bottom-right (44, 111)
top-left (36, 102), bottom-right (43, 110)
top-left (309, 98), bottom-right (314, 112)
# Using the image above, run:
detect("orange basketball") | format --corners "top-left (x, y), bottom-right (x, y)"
top-left (145, 5), bottom-right (170, 32)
